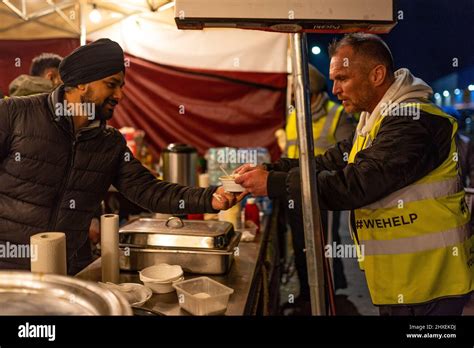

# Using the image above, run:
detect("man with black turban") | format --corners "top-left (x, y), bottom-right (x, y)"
top-left (0, 38), bottom-right (243, 274)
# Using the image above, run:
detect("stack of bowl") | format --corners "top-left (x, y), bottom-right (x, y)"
top-left (139, 264), bottom-right (184, 294)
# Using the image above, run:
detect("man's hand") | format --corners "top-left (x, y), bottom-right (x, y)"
top-left (88, 218), bottom-right (100, 245)
top-left (212, 186), bottom-right (247, 210)
top-left (234, 169), bottom-right (269, 196)
top-left (233, 163), bottom-right (265, 175)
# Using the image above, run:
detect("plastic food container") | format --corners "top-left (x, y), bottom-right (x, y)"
top-left (173, 277), bottom-right (234, 316)
top-left (219, 175), bottom-right (245, 192)
top-left (236, 220), bottom-right (258, 242)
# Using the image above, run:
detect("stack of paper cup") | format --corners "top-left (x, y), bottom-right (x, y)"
top-left (30, 232), bottom-right (67, 275)
top-left (199, 173), bottom-right (210, 188)
top-left (218, 204), bottom-right (241, 229)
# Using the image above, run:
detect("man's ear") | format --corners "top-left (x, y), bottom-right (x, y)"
top-left (370, 65), bottom-right (387, 87)
top-left (76, 83), bottom-right (87, 92)
top-left (43, 71), bottom-right (53, 82)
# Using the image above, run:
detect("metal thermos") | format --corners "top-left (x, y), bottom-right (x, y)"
top-left (162, 143), bottom-right (198, 186)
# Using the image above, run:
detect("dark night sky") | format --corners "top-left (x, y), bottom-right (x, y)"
top-left (307, 0), bottom-right (474, 93)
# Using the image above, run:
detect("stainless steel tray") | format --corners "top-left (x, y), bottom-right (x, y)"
top-left (119, 217), bottom-right (234, 250)
top-left (119, 232), bottom-right (241, 275)
top-left (0, 271), bottom-right (132, 315)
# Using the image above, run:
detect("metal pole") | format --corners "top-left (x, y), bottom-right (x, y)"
top-left (290, 32), bottom-right (327, 315)
top-left (327, 210), bottom-right (334, 287)
top-left (79, 0), bottom-right (87, 45)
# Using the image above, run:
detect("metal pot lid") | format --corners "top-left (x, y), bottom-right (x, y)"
top-left (163, 143), bottom-right (196, 153)
top-left (0, 271), bottom-right (132, 316)
top-left (119, 218), bottom-right (234, 249)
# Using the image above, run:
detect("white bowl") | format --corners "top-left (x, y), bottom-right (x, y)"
top-left (219, 175), bottom-right (245, 192)
top-left (139, 264), bottom-right (183, 283)
top-left (142, 276), bottom-right (184, 294)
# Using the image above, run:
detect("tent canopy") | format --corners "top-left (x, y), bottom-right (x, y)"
top-left (0, 1), bottom-right (289, 160)
top-left (0, 0), bottom-right (288, 72)
top-left (0, 0), bottom-right (175, 40)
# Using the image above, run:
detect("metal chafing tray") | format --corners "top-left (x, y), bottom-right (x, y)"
top-left (119, 217), bottom-right (235, 249)
top-left (118, 217), bottom-right (241, 274)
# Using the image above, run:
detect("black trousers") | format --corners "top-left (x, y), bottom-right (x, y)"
top-left (287, 208), bottom-right (347, 300)
top-left (379, 294), bottom-right (472, 316)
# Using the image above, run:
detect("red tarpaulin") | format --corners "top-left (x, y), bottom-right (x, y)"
top-left (0, 40), bottom-right (286, 160)
top-left (112, 54), bottom-right (286, 160)
top-left (0, 38), bottom-right (79, 95)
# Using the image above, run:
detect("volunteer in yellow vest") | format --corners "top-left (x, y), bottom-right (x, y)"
top-left (285, 64), bottom-right (355, 158)
top-left (235, 33), bottom-right (473, 316)
top-left (283, 64), bottom-right (356, 313)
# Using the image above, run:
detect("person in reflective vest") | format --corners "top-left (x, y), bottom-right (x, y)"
top-left (285, 64), bottom-right (355, 158)
top-left (283, 65), bottom-right (356, 313)
top-left (235, 33), bottom-right (473, 315)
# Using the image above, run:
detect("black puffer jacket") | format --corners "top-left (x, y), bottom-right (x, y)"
top-left (266, 106), bottom-right (453, 212)
top-left (0, 87), bottom-right (216, 273)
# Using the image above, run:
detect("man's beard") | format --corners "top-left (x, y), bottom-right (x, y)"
top-left (80, 93), bottom-right (116, 122)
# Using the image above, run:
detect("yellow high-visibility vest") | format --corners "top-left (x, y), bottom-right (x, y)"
top-left (348, 103), bottom-right (473, 305)
top-left (285, 100), bottom-right (344, 158)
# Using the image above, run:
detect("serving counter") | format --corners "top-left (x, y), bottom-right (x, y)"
top-left (76, 207), bottom-right (281, 315)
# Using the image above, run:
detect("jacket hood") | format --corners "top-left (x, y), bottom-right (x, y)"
top-left (356, 68), bottom-right (433, 137)
top-left (8, 74), bottom-right (54, 97)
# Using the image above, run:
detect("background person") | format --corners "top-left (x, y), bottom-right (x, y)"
top-left (8, 53), bottom-right (63, 97)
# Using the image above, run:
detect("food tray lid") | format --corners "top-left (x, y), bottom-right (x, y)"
top-left (119, 217), bottom-right (234, 249)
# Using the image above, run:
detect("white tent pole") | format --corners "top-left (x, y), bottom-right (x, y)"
top-left (79, 0), bottom-right (87, 45)
top-left (290, 32), bottom-right (327, 316)
top-left (28, 1), bottom-right (75, 20)
top-left (2, 0), bottom-right (27, 20)
top-left (46, 0), bottom-right (80, 34)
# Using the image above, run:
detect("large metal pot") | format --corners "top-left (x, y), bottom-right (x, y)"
top-left (161, 143), bottom-right (198, 186)
top-left (0, 271), bottom-right (132, 315)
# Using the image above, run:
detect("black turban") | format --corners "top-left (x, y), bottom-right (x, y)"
top-left (59, 38), bottom-right (125, 87)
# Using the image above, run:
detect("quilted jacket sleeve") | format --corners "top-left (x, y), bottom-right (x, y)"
top-left (112, 135), bottom-right (217, 214)
top-left (0, 99), bottom-right (12, 162)
top-left (269, 111), bottom-right (452, 211)
top-left (265, 138), bottom-right (354, 173)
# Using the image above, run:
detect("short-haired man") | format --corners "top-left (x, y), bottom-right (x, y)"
top-left (8, 53), bottom-right (63, 96)
top-left (0, 39), bottom-right (241, 274)
top-left (235, 33), bottom-right (473, 315)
